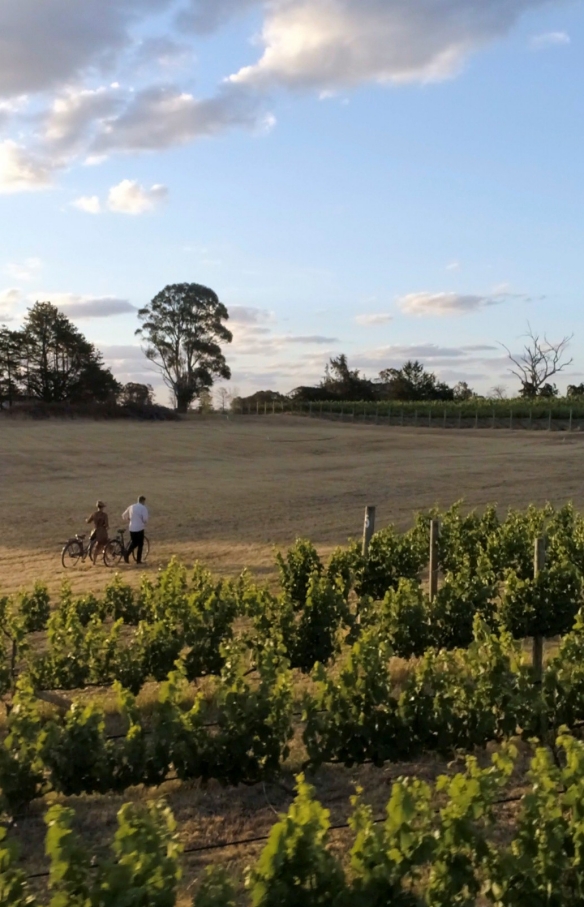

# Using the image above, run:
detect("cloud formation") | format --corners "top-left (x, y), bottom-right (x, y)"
top-left (0, 287), bottom-right (21, 320)
top-left (355, 313), bottom-right (393, 326)
top-left (5, 258), bottom-right (42, 282)
top-left (177, 0), bottom-right (260, 34)
top-left (31, 293), bottom-right (136, 319)
top-left (230, 0), bottom-right (550, 91)
top-left (73, 195), bottom-right (102, 214)
top-left (91, 85), bottom-right (268, 155)
top-left (229, 305), bottom-right (273, 324)
top-left (0, 0), bottom-right (169, 99)
top-left (398, 291), bottom-right (502, 317)
top-left (530, 31), bottom-right (571, 49)
top-left (0, 141), bottom-right (52, 194)
top-left (107, 179), bottom-right (168, 214)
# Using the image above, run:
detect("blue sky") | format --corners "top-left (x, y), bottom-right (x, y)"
top-left (1, 0), bottom-right (583, 402)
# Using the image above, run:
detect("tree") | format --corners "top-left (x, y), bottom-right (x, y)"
top-left (489, 385), bottom-right (508, 400)
top-left (0, 327), bottom-right (23, 408)
top-left (501, 325), bottom-right (573, 398)
top-left (453, 381), bottom-right (474, 401)
top-left (215, 386), bottom-right (231, 411)
top-left (119, 382), bottom-right (154, 407)
top-left (136, 283), bottom-right (232, 413)
top-left (321, 354), bottom-right (375, 400)
top-left (568, 383), bottom-right (584, 398)
top-left (20, 302), bottom-right (119, 403)
top-left (378, 360), bottom-right (454, 402)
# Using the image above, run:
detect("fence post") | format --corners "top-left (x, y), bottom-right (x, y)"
top-left (510, 409), bottom-right (513, 430)
top-left (429, 520), bottom-right (440, 601)
top-left (533, 537), bottom-right (546, 683)
top-left (362, 506), bottom-right (376, 557)
top-left (529, 408), bottom-right (533, 430)
top-left (414, 410), bottom-right (418, 427)
top-left (548, 409), bottom-right (552, 432)
top-left (401, 408), bottom-right (404, 426)
top-left (264, 401), bottom-right (267, 415)
top-left (309, 401), bottom-right (312, 418)
top-left (569, 408), bottom-right (573, 432)
top-left (458, 409), bottom-right (462, 429)
top-left (428, 409), bottom-right (432, 428)
top-left (492, 407), bottom-right (496, 429)
top-left (388, 406), bottom-right (391, 426)
top-left (475, 409), bottom-right (479, 429)
top-left (443, 408), bottom-right (447, 429)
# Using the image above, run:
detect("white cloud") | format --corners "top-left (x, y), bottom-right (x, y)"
top-left (0, 141), bottom-right (52, 194)
top-left (29, 293), bottom-right (136, 318)
top-left (398, 291), bottom-right (503, 317)
top-left (44, 86), bottom-right (124, 156)
top-left (0, 287), bottom-right (22, 320)
top-left (107, 179), bottom-right (168, 214)
top-left (530, 31), bottom-right (571, 49)
top-left (446, 261), bottom-right (461, 271)
top-left (230, 0), bottom-right (550, 91)
top-left (5, 258), bottom-right (42, 282)
top-left (355, 313), bottom-right (393, 326)
top-left (73, 195), bottom-right (102, 214)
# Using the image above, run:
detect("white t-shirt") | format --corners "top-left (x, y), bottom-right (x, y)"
top-left (123, 502), bottom-right (149, 532)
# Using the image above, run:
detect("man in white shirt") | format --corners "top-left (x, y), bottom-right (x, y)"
top-left (122, 495), bottom-right (149, 564)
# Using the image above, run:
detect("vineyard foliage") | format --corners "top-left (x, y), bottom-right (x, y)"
top-left (3, 502), bottom-right (584, 808)
top-left (10, 735), bottom-right (584, 905)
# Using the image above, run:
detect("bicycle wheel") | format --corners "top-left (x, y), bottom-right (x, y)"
top-left (104, 539), bottom-right (124, 568)
top-left (61, 540), bottom-right (83, 568)
top-left (131, 536), bottom-right (150, 563)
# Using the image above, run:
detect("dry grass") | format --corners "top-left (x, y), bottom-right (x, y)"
top-left (3, 414), bottom-right (584, 898)
top-left (2, 414), bottom-right (584, 596)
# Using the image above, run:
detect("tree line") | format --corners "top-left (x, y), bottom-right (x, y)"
top-left (1, 281), bottom-right (578, 413)
top-left (0, 284), bottom-right (231, 414)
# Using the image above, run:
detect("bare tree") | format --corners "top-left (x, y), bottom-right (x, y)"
top-left (215, 386), bottom-right (231, 412)
top-left (501, 324), bottom-right (573, 398)
top-left (489, 385), bottom-right (508, 400)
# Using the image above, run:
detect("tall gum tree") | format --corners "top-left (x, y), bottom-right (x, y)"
top-left (136, 283), bottom-right (232, 413)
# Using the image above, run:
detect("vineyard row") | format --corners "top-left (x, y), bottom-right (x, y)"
top-left (7, 732), bottom-right (584, 907)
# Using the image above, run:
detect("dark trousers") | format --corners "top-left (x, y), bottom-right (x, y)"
top-left (128, 530), bottom-right (145, 563)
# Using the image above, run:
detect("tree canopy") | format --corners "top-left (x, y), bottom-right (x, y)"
top-left (136, 283), bottom-right (232, 413)
top-left (0, 303), bottom-right (119, 407)
top-left (291, 355), bottom-right (463, 403)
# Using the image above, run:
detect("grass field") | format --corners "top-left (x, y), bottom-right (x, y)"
top-left (2, 413), bottom-right (584, 595)
top-left (3, 414), bottom-right (583, 899)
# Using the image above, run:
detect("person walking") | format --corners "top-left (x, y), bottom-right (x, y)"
top-left (86, 500), bottom-right (109, 564)
top-left (122, 495), bottom-right (149, 564)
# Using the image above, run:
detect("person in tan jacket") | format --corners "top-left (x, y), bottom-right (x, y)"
top-left (86, 500), bottom-right (109, 563)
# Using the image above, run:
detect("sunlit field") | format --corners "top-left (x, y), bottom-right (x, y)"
top-left (2, 413), bottom-right (584, 595)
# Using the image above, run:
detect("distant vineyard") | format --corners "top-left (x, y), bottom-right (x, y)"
top-left (236, 396), bottom-right (584, 429)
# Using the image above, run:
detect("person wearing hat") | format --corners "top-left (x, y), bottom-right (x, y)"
top-left (86, 500), bottom-right (109, 564)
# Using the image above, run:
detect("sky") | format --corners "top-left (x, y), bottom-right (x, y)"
top-left (1, 0), bottom-right (583, 403)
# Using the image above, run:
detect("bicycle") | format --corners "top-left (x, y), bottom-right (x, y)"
top-left (103, 528), bottom-right (150, 568)
top-left (61, 532), bottom-right (98, 568)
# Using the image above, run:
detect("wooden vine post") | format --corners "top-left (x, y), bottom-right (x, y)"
top-left (429, 519), bottom-right (440, 601)
top-left (533, 537), bottom-right (546, 683)
top-left (362, 505), bottom-right (376, 557)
